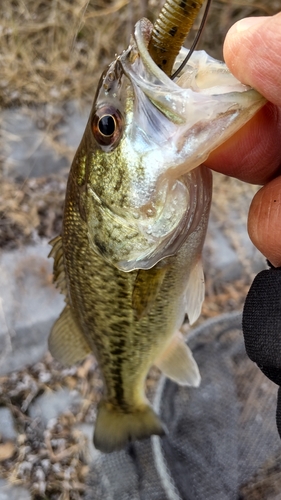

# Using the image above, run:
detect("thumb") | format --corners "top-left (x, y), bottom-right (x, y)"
top-left (248, 176), bottom-right (281, 268)
top-left (223, 13), bottom-right (281, 107)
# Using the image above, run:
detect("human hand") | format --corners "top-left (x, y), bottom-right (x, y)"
top-left (205, 13), bottom-right (281, 438)
top-left (205, 12), bottom-right (281, 267)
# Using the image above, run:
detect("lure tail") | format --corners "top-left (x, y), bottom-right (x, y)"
top-left (148, 0), bottom-right (205, 75)
top-left (93, 401), bottom-right (165, 453)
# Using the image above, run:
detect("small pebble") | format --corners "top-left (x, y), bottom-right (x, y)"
top-left (0, 407), bottom-right (16, 441)
top-left (0, 479), bottom-right (31, 500)
top-left (29, 388), bottom-right (82, 425)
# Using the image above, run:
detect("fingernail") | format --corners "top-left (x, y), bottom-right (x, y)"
top-left (235, 16), bottom-right (268, 32)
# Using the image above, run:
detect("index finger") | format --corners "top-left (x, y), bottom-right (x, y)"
top-left (224, 13), bottom-right (281, 107)
top-left (205, 14), bottom-right (281, 184)
top-left (205, 102), bottom-right (281, 184)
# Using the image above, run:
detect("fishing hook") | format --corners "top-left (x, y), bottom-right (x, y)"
top-left (171, 0), bottom-right (212, 80)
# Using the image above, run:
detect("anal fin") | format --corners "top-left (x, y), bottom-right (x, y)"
top-left (154, 332), bottom-right (201, 387)
top-left (49, 305), bottom-right (92, 366)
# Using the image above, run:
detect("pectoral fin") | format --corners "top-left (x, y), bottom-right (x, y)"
top-left (184, 258), bottom-right (205, 325)
top-left (132, 265), bottom-right (168, 320)
top-left (49, 305), bottom-right (92, 366)
top-left (155, 332), bottom-right (201, 387)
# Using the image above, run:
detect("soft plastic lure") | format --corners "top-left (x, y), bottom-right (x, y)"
top-left (148, 0), bottom-right (209, 76)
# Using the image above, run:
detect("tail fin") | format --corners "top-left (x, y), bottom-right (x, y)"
top-left (93, 401), bottom-right (165, 453)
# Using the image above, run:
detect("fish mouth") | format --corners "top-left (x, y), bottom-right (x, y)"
top-left (118, 18), bottom-right (266, 178)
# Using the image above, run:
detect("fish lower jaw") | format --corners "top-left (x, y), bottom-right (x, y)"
top-left (93, 400), bottom-right (165, 453)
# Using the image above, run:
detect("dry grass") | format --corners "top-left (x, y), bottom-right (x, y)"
top-left (0, 176), bottom-right (66, 249)
top-left (0, 0), bottom-right (280, 108)
top-left (0, 0), bottom-right (151, 108)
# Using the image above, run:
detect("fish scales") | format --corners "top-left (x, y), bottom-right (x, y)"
top-left (49, 17), bottom-right (265, 453)
top-left (63, 161), bottom-right (211, 410)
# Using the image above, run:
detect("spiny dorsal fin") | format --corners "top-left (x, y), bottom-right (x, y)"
top-left (154, 332), bottom-right (201, 387)
top-left (132, 264), bottom-right (168, 320)
top-left (49, 305), bottom-right (92, 366)
top-left (49, 235), bottom-right (68, 297)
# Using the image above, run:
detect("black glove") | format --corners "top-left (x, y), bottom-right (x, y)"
top-left (243, 262), bottom-right (281, 437)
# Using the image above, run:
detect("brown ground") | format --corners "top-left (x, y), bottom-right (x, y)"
top-left (0, 1), bottom-right (281, 498)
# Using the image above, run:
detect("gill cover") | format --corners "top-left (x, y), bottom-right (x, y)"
top-left (87, 18), bottom-right (265, 272)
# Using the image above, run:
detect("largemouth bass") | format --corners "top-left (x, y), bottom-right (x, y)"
top-left (49, 18), bottom-right (265, 453)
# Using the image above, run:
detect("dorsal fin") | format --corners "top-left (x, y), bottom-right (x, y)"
top-left (49, 305), bottom-right (92, 366)
top-left (48, 237), bottom-right (92, 366)
top-left (49, 235), bottom-right (68, 297)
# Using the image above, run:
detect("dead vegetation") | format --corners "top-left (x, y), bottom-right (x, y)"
top-left (0, 0), bottom-right (280, 108)
top-left (0, 355), bottom-right (101, 499)
top-left (0, 176), bottom-right (66, 250)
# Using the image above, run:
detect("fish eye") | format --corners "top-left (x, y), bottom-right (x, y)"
top-left (92, 105), bottom-right (123, 149)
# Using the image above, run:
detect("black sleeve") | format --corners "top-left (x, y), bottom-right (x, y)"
top-left (243, 263), bottom-right (281, 438)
